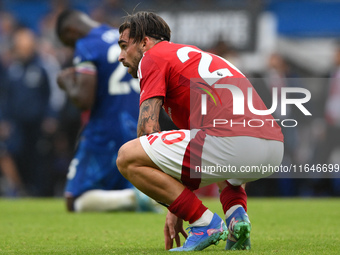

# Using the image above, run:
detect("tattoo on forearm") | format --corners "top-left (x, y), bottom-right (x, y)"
top-left (137, 98), bottom-right (162, 137)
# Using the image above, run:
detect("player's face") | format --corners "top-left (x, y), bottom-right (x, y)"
top-left (118, 29), bottom-right (144, 78)
top-left (60, 36), bottom-right (74, 48)
top-left (59, 27), bottom-right (77, 48)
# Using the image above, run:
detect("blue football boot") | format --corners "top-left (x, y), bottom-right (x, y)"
top-left (170, 213), bottom-right (228, 251)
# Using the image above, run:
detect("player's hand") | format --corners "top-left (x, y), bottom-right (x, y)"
top-left (164, 210), bottom-right (188, 250)
top-left (57, 67), bottom-right (76, 90)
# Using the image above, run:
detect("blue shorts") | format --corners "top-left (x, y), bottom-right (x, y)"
top-left (65, 140), bottom-right (133, 198)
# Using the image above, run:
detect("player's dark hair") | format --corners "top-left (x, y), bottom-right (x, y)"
top-left (56, 9), bottom-right (79, 39)
top-left (119, 11), bottom-right (171, 43)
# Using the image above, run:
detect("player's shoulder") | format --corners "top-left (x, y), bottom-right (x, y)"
top-left (140, 42), bottom-right (197, 71)
top-left (82, 25), bottom-right (119, 45)
top-left (96, 25), bottom-right (119, 44)
top-left (75, 25), bottom-right (119, 62)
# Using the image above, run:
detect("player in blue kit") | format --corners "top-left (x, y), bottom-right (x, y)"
top-left (56, 10), bottom-right (156, 212)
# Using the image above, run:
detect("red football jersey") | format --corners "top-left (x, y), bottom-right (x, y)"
top-left (138, 41), bottom-right (283, 142)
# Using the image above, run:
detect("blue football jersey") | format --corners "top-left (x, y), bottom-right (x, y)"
top-left (73, 25), bottom-right (140, 150)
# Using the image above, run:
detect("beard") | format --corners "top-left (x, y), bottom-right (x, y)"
top-left (129, 47), bottom-right (144, 78)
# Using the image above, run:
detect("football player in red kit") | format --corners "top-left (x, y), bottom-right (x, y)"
top-left (116, 11), bottom-right (284, 251)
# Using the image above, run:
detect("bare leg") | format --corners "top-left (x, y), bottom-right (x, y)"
top-left (117, 138), bottom-right (228, 251)
top-left (0, 154), bottom-right (24, 193)
top-left (217, 181), bottom-right (246, 192)
top-left (116, 138), bottom-right (185, 205)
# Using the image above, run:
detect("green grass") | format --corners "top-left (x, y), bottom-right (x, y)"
top-left (1, 198), bottom-right (340, 254)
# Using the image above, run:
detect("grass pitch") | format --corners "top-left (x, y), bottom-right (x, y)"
top-left (1, 198), bottom-right (339, 254)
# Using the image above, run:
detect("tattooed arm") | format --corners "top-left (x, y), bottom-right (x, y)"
top-left (137, 97), bottom-right (163, 137)
top-left (137, 96), bottom-right (179, 137)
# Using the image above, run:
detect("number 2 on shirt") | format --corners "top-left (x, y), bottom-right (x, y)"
top-left (176, 46), bottom-right (244, 85)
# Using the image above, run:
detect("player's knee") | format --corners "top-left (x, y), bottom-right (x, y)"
top-left (116, 140), bottom-right (135, 178)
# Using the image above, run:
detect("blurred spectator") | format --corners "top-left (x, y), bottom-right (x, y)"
top-left (0, 12), bottom-right (17, 66)
top-left (263, 53), bottom-right (301, 164)
top-left (323, 47), bottom-right (340, 157)
top-left (39, 0), bottom-right (69, 45)
top-left (90, 0), bottom-right (125, 27)
top-left (4, 27), bottom-right (58, 196)
top-left (0, 61), bottom-right (25, 196)
top-left (257, 53), bottom-right (301, 196)
top-left (313, 46), bottom-right (340, 195)
top-left (208, 37), bottom-right (241, 69)
top-left (38, 38), bottom-right (66, 115)
top-left (0, 145), bottom-right (25, 197)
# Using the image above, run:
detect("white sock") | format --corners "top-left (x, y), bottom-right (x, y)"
top-left (74, 189), bottom-right (136, 212)
top-left (189, 209), bottom-right (214, 227)
top-left (225, 204), bottom-right (242, 219)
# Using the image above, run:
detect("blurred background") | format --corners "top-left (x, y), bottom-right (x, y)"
top-left (0, 0), bottom-right (340, 198)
